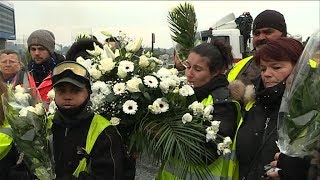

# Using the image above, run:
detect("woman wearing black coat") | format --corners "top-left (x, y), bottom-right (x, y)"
top-left (235, 37), bottom-right (305, 180)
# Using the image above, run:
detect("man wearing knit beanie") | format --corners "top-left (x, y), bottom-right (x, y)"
top-left (25, 29), bottom-right (65, 104)
top-left (228, 9), bottom-right (288, 85)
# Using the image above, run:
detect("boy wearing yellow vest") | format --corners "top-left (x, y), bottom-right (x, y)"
top-left (51, 61), bottom-right (124, 179)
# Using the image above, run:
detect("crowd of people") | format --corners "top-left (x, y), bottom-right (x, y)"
top-left (0, 9), bottom-right (319, 180)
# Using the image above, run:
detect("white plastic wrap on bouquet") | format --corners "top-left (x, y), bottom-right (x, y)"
top-left (277, 29), bottom-right (320, 157)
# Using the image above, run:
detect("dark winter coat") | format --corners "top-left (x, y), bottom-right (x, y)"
top-left (236, 78), bottom-right (285, 180)
top-left (194, 74), bottom-right (238, 141)
top-left (52, 108), bottom-right (124, 180)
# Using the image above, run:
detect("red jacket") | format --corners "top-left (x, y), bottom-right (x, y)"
top-left (28, 73), bottom-right (52, 103)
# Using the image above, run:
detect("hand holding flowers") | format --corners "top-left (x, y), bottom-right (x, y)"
top-left (1, 85), bottom-right (55, 180)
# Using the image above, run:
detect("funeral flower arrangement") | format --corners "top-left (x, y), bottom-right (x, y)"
top-left (76, 31), bottom-right (232, 176)
top-left (277, 29), bottom-right (320, 157)
top-left (1, 85), bottom-right (55, 180)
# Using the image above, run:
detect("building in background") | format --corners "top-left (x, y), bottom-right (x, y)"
top-left (0, 1), bottom-right (15, 49)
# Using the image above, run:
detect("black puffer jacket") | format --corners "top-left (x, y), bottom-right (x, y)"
top-left (194, 74), bottom-right (238, 140)
top-left (52, 108), bottom-right (124, 180)
top-left (236, 78), bottom-right (285, 180)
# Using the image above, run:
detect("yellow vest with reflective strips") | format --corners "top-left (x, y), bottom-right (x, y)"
top-left (158, 95), bottom-right (242, 180)
top-left (227, 56), bottom-right (253, 82)
top-left (72, 114), bottom-right (111, 177)
top-left (48, 114), bottom-right (111, 177)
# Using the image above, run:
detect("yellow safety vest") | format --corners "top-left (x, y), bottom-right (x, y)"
top-left (157, 95), bottom-right (242, 180)
top-left (73, 114), bottom-right (111, 177)
top-left (0, 120), bottom-right (13, 160)
top-left (2, 114), bottom-right (111, 177)
top-left (227, 56), bottom-right (253, 82)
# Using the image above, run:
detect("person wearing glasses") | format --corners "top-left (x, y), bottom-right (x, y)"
top-left (27, 29), bottom-right (65, 104)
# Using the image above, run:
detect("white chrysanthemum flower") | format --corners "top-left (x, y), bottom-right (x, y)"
top-left (34, 103), bottom-right (45, 116)
top-left (89, 65), bottom-right (102, 80)
top-left (223, 148), bottom-right (231, 155)
top-left (143, 76), bottom-right (158, 88)
top-left (126, 77), bottom-right (142, 93)
top-left (76, 56), bottom-right (92, 70)
top-left (92, 81), bottom-right (111, 95)
top-left (139, 55), bottom-right (150, 68)
top-left (206, 129), bottom-right (217, 142)
top-left (211, 121), bottom-right (221, 128)
top-left (123, 100), bottom-right (138, 115)
top-left (110, 117), bottom-right (121, 126)
top-left (99, 57), bottom-right (115, 73)
top-left (223, 137), bottom-right (232, 146)
top-left (159, 78), bottom-right (178, 93)
top-left (113, 83), bottom-right (126, 95)
top-left (47, 89), bottom-right (55, 101)
top-left (179, 85), bottom-right (194, 97)
top-left (182, 113), bottom-right (192, 124)
top-left (117, 66), bottom-right (127, 78)
top-left (188, 101), bottom-right (204, 116)
top-left (119, 60), bottom-right (134, 73)
top-left (156, 68), bottom-right (172, 79)
top-left (217, 143), bottom-right (225, 151)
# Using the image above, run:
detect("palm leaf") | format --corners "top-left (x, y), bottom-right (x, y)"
top-left (168, 2), bottom-right (198, 61)
top-left (131, 112), bottom-right (216, 179)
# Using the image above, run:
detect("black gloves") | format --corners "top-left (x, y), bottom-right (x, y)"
top-left (277, 153), bottom-right (310, 180)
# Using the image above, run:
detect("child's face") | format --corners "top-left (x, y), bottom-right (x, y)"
top-left (54, 83), bottom-right (89, 109)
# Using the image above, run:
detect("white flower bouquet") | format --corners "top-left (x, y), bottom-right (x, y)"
top-left (277, 29), bottom-right (320, 157)
top-left (1, 85), bottom-right (55, 180)
top-left (76, 31), bottom-right (232, 177)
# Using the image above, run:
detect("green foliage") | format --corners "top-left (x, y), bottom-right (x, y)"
top-left (168, 2), bottom-right (198, 61)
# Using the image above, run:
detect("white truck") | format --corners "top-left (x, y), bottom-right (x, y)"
top-left (198, 13), bottom-right (253, 63)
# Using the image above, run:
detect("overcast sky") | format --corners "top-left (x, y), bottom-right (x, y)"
top-left (11, 1), bottom-right (320, 48)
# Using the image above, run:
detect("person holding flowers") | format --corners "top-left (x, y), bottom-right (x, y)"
top-left (234, 37), bottom-right (304, 180)
top-left (266, 30), bottom-right (320, 180)
top-left (158, 40), bottom-right (240, 179)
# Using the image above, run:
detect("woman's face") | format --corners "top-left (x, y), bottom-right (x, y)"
top-left (185, 52), bottom-right (212, 88)
top-left (259, 58), bottom-right (294, 88)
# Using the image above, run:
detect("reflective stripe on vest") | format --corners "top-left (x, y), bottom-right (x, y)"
top-left (227, 56), bottom-right (253, 82)
top-left (73, 114), bottom-right (111, 177)
top-left (0, 127), bottom-right (13, 160)
top-left (159, 95), bottom-right (242, 180)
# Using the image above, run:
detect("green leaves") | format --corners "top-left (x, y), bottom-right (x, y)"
top-left (168, 2), bottom-right (198, 61)
top-left (131, 113), bottom-right (215, 179)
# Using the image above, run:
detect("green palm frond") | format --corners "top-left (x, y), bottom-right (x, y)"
top-left (168, 2), bottom-right (198, 61)
top-left (131, 111), bottom-right (216, 179)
